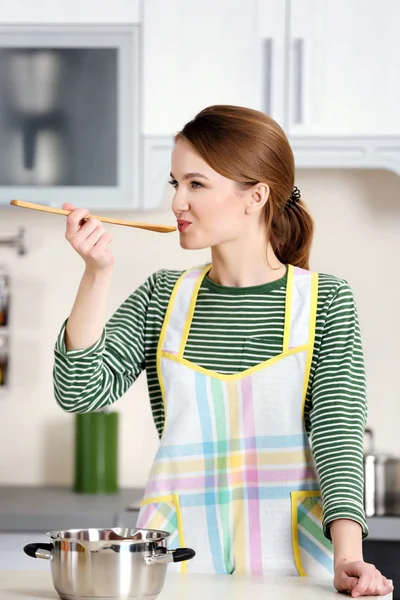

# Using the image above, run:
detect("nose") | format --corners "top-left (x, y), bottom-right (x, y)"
top-left (171, 188), bottom-right (190, 215)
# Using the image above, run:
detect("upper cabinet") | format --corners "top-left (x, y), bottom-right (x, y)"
top-left (143, 0), bottom-right (286, 135)
top-left (142, 0), bottom-right (400, 208)
top-left (0, 0), bottom-right (140, 24)
top-left (0, 24), bottom-right (140, 209)
top-left (288, 0), bottom-right (400, 137)
top-left (1, 0), bottom-right (400, 210)
top-left (144, 0), bottom-right (400, 138)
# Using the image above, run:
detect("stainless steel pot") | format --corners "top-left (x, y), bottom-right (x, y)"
top-left (23, 527), bottom-right (196, 600)
top-left (364, 427), bottom-right (400, 517)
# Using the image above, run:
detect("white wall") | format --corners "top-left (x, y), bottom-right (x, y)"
top-left (0, 167), bottom-right (399, 488)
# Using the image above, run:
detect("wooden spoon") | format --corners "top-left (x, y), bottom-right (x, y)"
top-left (10, 199), bottom-right (177, 233)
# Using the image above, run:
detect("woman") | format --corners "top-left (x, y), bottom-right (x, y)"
top-left (54, 105), bottom-right (392, 597)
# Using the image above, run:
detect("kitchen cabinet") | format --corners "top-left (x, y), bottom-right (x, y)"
top-left (1, 1), bottom-right (400, 211)
top-left (288, 0), bottom-right (400, 137)
top-left (142, 0), bottom-right (400, 209)
top-left (0, 0), bottom-right (140, 24)
top-left (0, 1), bottom-right (142, 211)
top-left (142, 0), bottom-right (286, 207)
top-left (144, 0), bottom-right (400, 138)
top-left (0, 25), bottom-right (140, 209)
top-left (364, 540), bottom-right (400, 600)
top-left (143, 0), bottom-right (286, 135)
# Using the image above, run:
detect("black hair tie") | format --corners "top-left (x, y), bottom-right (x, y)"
top-left (286, 186), bottom-right (301, 208)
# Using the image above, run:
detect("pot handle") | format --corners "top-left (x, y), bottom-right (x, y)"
top-left (24, 543), bottom-right (53, 561)
top-left (145, 547), bottom-right (196, 565)
top-left (171, 548), bottom-right (196, 563)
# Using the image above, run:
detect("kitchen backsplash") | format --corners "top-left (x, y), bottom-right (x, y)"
top-left (0, 168), bottom-right (399, 487)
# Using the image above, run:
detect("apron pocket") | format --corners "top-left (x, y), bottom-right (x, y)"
top-left (137, 494), bottom-right (180, 541)
top-left (291, 490), bottom-right (334, 578)
top-left (136, 494), bottom-right (188, 572)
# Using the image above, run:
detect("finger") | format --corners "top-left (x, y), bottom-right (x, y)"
top-left (89, 232), bottom-right (112, 260)
top-left (383, 576), bottom-right (393, 587)
top-left (381, 576), bottom-right (394, 596)
top-left (373, 573), bottom-right (383, 595)
top-left (349, 577), bottom-right (359, 591)
top-left (79, 223), bottom-right (106, 255)
top-left (69, 218), bottom-right (101, 249)
top-left (352, 572), bottom-right (374, 597)
top-left (341, 576), bottom-right (358, 595)
top-left (62, 202), bottom-right (76, 211)
top-left (65, 208), bottom-right (90, 238)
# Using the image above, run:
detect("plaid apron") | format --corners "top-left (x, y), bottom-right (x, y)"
top-left (136, 264), bottom-right (334, 577)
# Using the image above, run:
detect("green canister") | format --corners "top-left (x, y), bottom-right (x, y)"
top-left (74, 411), bottom-right (119, 494)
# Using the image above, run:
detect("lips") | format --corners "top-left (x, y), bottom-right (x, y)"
top-left (177, 219), bottom-right (192, 232)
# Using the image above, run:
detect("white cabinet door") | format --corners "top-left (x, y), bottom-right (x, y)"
top-left (143, 0), bottom-right (286, 135)
top-left (0, 26), bottom-right (140, 209)
top-left (254, 0), bottom-right (287, 127)
top-left (288, 0), bottom-right (400, 136)
top-left (0, 0), bottom-right (140, 24)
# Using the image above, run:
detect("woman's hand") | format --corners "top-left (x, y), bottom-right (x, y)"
top-left (63, 202), bottom-right (114, 272)
top-left (334, 560), bottom-right (393, 597)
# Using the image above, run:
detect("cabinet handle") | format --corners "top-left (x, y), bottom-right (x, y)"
top-left (293, 38), bottom-right (304, 124)
top-left (263, 38), bottom-right (273, 116)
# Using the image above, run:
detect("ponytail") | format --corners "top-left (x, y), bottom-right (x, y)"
top-left (267, 195), bottom-right (314, 270)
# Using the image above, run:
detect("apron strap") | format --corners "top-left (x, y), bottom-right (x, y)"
top-left (283, 266), bottom-right (318, 351)
top-left (160, 265), bottom-right (211, 357)
top-left (161, 263), bottom-right (318, 357)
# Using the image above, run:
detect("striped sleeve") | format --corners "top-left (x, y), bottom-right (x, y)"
top-left (308, 280), bottom-right (368, 540)
top-left (53, 271), bottom-right (158, 413)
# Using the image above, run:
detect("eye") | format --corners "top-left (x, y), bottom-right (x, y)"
top-left (168, 179), bottom-right (178, 188)
top-left (191, 181), bottom-right (203, 189)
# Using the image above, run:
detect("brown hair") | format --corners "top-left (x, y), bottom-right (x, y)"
top-left (175, 105), bottom-right (314, 269)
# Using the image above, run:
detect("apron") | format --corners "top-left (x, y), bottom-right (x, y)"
top-left (136, 264), bottom-right (334, 577)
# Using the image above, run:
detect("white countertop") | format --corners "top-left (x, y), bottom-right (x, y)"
top-left (0, 571), bottom-right (393, 600)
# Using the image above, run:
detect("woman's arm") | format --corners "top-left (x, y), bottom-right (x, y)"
top-left (53, 202), bottom-right (159, 413)
top-left (65, 268), bottom-right (113, 351)
top-left (331, 519), bottom-right (392, 597)
top-left (330, 518), bottom-right (363, 567)
top-left (309, 280), bottom-right (392, 597)
top-left (53, 272), bottom-right (159, 414)
top-left (310, 281), bottom-right (367, 539)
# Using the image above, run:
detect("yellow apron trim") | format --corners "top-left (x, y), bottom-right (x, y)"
top-left (282, 264), bottom-right (294, 352)
top-left (140, 493), bottom-right (188, 573)
top-left (291, 490), bottom-right (321, 577)
top-left (301, 272), bottom-right (319, 418)
top-left (160, 344), bottom-right (309, 382)
top-left (178, 264), bottom-right (212, 359)
top-left (156, 267), bottom-right (200, 434)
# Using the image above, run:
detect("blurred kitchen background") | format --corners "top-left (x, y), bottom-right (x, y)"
top-left (0, 0), bottom-right (400, 589)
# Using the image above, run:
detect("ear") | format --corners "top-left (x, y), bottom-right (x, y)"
top-left (245, 183), bottom-right (270, 215)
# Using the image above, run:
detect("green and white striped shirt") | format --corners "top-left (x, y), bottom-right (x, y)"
top-left (53, 267), bottom-right (368, 540)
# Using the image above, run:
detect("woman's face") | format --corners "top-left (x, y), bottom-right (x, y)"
top-left (170, 138), bottom-right (258, 250)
